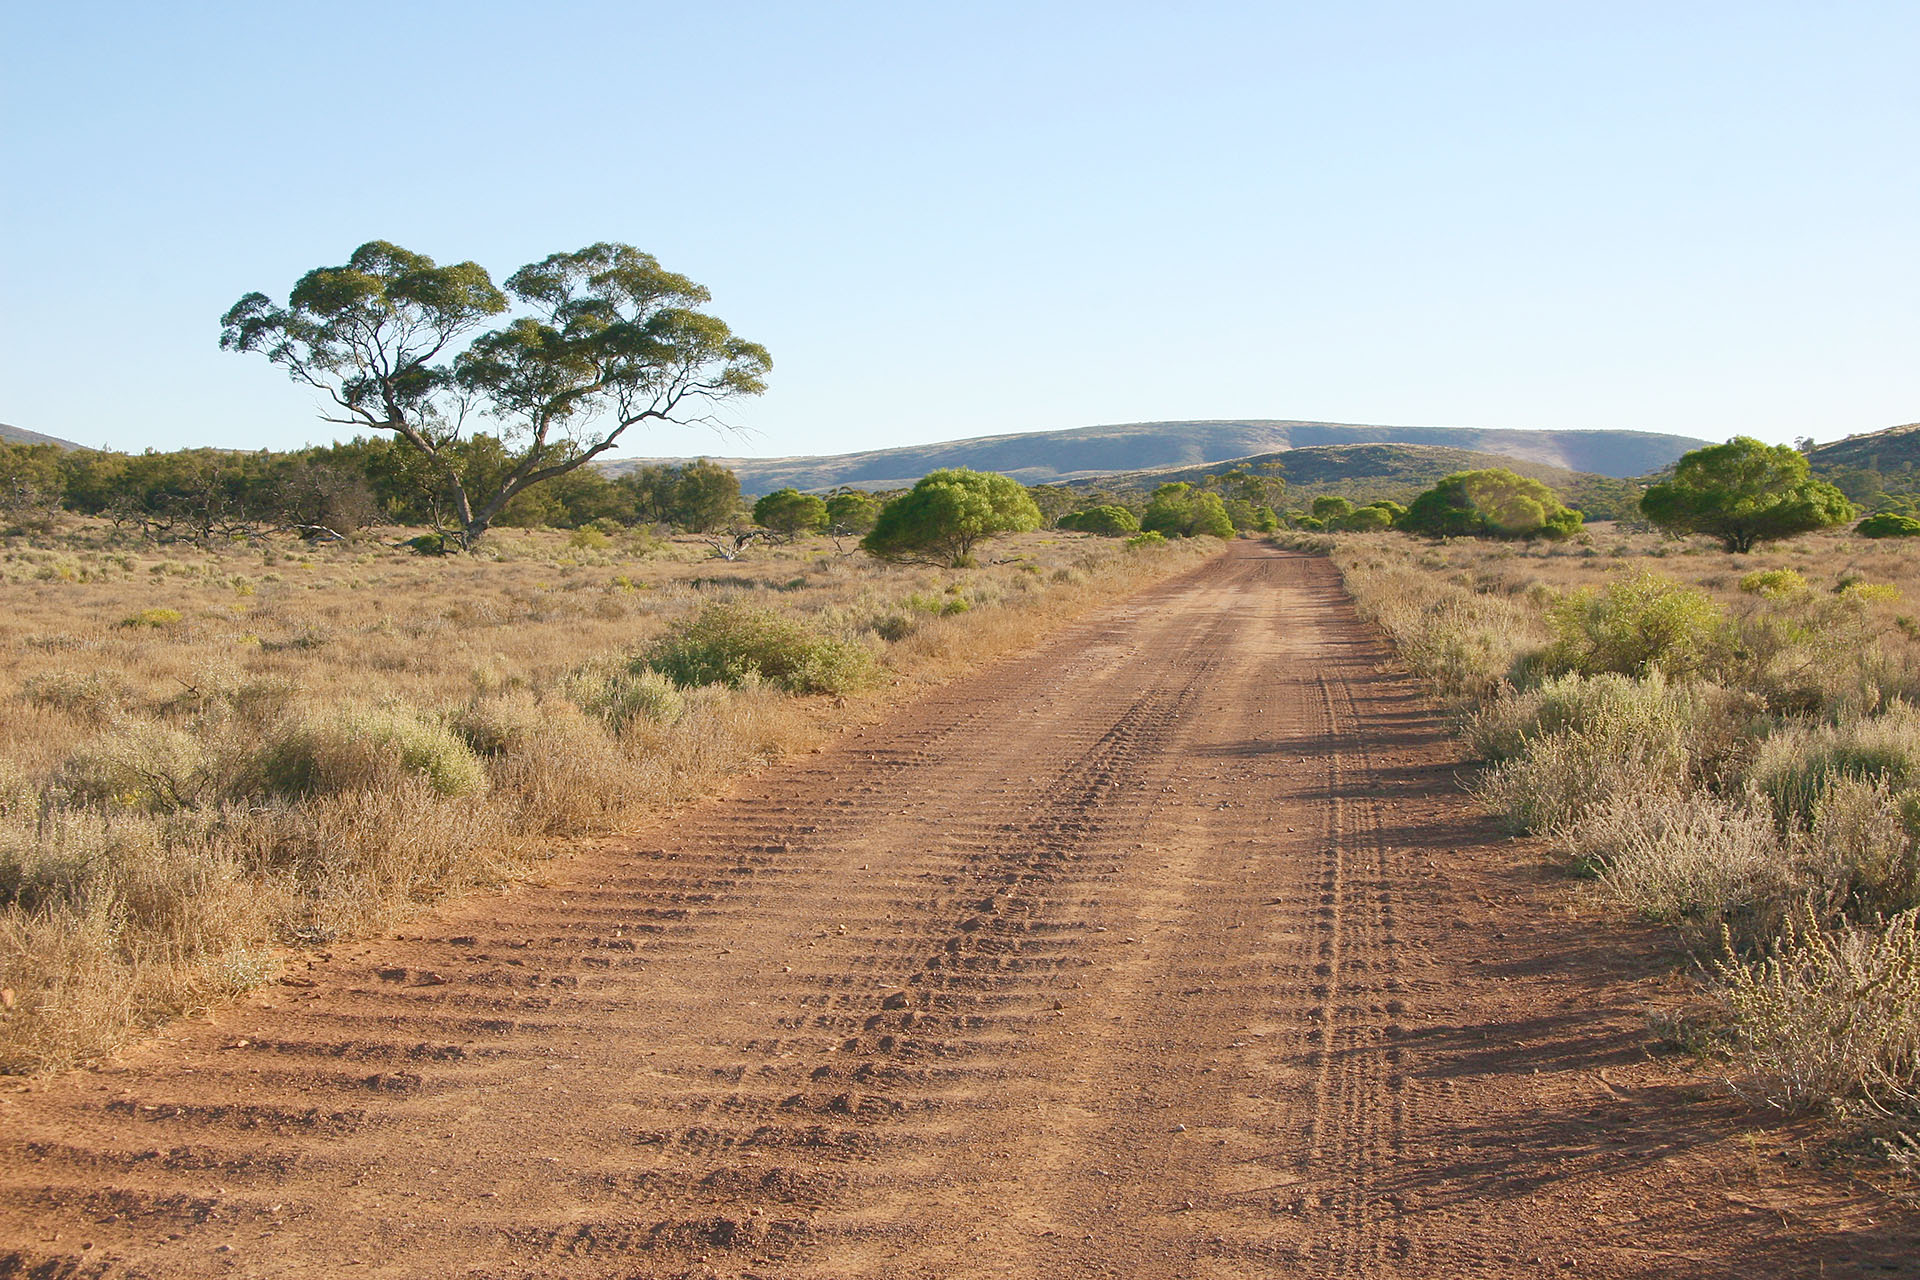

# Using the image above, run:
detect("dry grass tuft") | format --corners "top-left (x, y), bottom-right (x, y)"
top-left (1327, 524), bottom-right (1920, 1131)
top-left (0, 521), bottom-right (1213, 1070)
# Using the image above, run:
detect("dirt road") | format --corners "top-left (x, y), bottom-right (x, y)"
top-left (2, 547), bottom-right (1912, 1278)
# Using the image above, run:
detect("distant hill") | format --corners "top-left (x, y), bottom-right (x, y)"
top-left (1806, 422), bottom-right (1920, 475)
top-left (1076, 442), bottom-right (1582, 493)
top-left (1071, 442), bottom-right (1646, 521)
top-left (0, 422), bottom-right (82, 450)
top-left (604, 419), bottom-right (1709, 495)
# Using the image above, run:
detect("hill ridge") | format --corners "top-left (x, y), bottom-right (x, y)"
top-left (602, 419), bottom-right (1708, 494)
top-left (0, 422), bottom-right (83, 450)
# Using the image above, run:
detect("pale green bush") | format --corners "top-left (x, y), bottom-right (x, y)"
top-left (565, 661), bottom-right (687, 731)
top-left (1750, 705), bottom-right (1920, 827)
top-left (18, 669), bottom-right (132, 717)
top-left (1468, 672), bottom-right (1766, 786)
top-left (1735, 599), bottom-right (1893, 715)
top-left (1474, 723), bottom-right (1689, 836)
top-left (56, 719), bottom-right (225, 814)
top-left (256, 706), bottom-right (487, 799)
top-left (117, 607), bottom-right (183, 629)
top-left (1717, 907), bottom-right (1920, 1112)
top-left (448, 690), bottom-right (552, 757)
top-left (1544, 571), bottom-right (1727, 680)
top-left (1340, 556), bottom-right (1545, 703)
top-left (1801, 776), bottom-right (1920, 921)
top-left (0, 804), bottom-right (283, 1071)
top-left (643, 602), bottom-right (875, 695)
top-left (1740, 568), bottom-right (1809, 599)
top-left (1575, 788), bottom-right (1792, 954)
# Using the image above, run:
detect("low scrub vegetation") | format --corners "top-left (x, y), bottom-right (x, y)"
top-left (0, 520), bottom-right (1212, 1071)
top-left (1326, 524), bottom-right (1920, 1165)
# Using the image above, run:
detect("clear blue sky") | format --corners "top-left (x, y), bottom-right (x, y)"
top-left (3, 1), bottom-right (1915, 458)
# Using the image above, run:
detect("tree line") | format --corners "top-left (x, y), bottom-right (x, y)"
top-left (0, 438), bottom-right (750, 542)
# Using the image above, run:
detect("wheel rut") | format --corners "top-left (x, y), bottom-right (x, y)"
top-left (1, 548), bottom-right (1914, 1279)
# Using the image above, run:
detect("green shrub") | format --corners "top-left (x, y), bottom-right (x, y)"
top-left (642, 603), bottom-right (876, 695)
top-left (117, 608), bottom-right (182, 630)
top-left (825, 491), bottom-right (883, 534)
top-left (1056, 505), bottom-right (1140, 536)
top-left (1124, 531), bottom-right (1168, 550)
top-left (1400, 469), bottom-right (1582, 540)
top-left (565, 661), bottom-right (687, 731)
top-left (861, 469), bottom-right (1041, 567)
top-left (1311, 496), bottom-right (1355, 523)
top-left (1140, 484), bottom-right (1234, 539)
top-left (1858, 512), bottom-right (1920, 539)
top-left (1640, 437), bottom-right (1855, 553)
top-left (753, 488), bottom-right (830, 537)
top-left (1739, 568), bottom-right (1809, 598)
top-left (1331, 504), bottom-right (1395, 532)
top-left (257, 706), bottom-right (487, 799)
top-left (1543, 571), bottom-right (1726, 680)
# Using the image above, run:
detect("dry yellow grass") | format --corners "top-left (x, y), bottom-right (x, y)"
top-left (1317, 523), bottom-right (1920, 1145)
top-left (0, 521), bottom-right (1216, 1071)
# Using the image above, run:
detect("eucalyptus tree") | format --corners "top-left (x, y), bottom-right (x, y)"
top-left (861, 469), bottom-right (1042, 567)
top-left (222, 240), bottom-right (769, 548)
top-left (1640, 437), bottom-right (1854, 552)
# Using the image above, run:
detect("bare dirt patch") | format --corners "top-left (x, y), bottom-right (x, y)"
top-left (0, 546), bottom-right (1912, 1277)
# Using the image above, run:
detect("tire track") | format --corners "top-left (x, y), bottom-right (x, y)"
top-left (2, 548), bottom-right (1913, 1279)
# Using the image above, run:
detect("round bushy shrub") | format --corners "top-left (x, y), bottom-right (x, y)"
top-left (1858, 513), bottom-right (1920, 539)
top-left (1402, 469), bottom-right (1582, 540)
top-left (642, 603), bottom-right (875, 695)
top-left (1544, 571), bottom-right (1726, 680)
top-left (564, 662), bottom-right (686, 731)
top-left (1739, 568), bottom-right (1810, 598)
top-left (259, 707), bottom-right (487, 799)
top-left (1057, 505), bottom-right (1140, 536)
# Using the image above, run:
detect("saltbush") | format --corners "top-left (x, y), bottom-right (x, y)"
top-left (57, 720), bottom-right (219, 814)
top-left (641, 602), bottom-right (876, 695)
top-left (1580, 788), bottom-right (1792, 954)
top-left (1750, 706), bottom-right (1920, 828)
top-left (565, 661), bottom-right (687, 731)
top-left (1542, 571), bottom-right (1726, 680)
top-left (1717, 907), bottom-right (1920, 1111)
top-left (117, 608), bottom-right (182, 629)
top-left (449, 690), bottom-right (553, 757)
top-left (258, 707), bottom-right (488, 799)
top-left (1739, 568), bottom-right (1809, 598)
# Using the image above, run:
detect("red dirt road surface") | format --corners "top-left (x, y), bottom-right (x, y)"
top-left (2, 547), bottom-right (1914, 1278)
